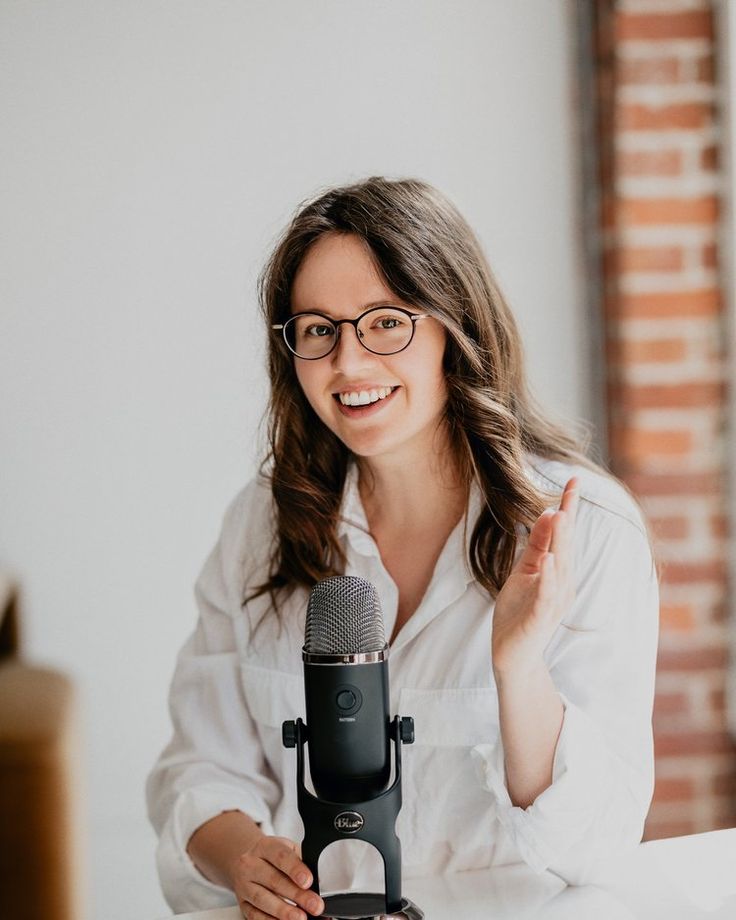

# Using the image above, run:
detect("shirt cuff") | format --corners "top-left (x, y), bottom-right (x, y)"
top-left (471, 694), bottom-right (613, 874)
top-left (156, 783), bottom-right (276, 913)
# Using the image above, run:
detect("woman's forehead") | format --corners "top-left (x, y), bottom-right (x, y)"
top-left (291, 234), bottom-right (399, 314)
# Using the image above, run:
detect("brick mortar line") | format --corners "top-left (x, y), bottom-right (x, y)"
top-left (652, 754), bottom-right (736, 777)
top-left (616, 39), bottom-right (713, 59)
top-left (626, 464), bottom-right (727, 481)
top-left (656, 537), bottom-right (729, 554)
top-left (604, 227), bottom-right (717, 246)
top-left (644, 512), bottom-right (721, 528)
top-left (656, 668), bottom-right (729, 689)
top-left (647, 800), bottom-right (734, 826)
top-left (617, 177), bottom-right (721, 197)
top-left (656, 528), bottom-right (728, 543)
top-left (646, 540), bottom-right (724, 552)
top-left (611, 236), bottom-right (719, 253)
top-left (618, 271), bottom-right (719, 291)
top-left (625, 407), bottom-right (726, 427)
top-left (618, 364), bottom-right (727, 388)
top-left (616, 316), bottom-right (722, 336)
top-left (617, 85), bottom-right (717, 105)
top-left (617, 0), bottom-right (716, 14)
top-left (615, 127), bottom-right (719, 149)
top-left (646, 489), bottom-right (728, 504)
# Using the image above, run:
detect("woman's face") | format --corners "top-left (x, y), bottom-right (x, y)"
top-left (290, 233), bottom-right (449, 466)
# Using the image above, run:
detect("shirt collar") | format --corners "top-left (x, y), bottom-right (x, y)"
top-left (335, 463), bottom-right (492, 651)
top-left (336, 462), bottom-right (375, 557)
top-left (336, 460), bottom-right (478, 586)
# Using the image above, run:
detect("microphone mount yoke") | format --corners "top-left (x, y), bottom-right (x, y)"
top-left (282, 714), bottom-right (423, 920)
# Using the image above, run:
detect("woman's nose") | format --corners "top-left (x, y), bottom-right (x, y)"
top-left (331, 324), bottom-right (375, 371)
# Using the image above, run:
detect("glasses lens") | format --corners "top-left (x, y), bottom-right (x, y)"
top-left (284, 314), bottom-right (337, 358)
top-left (357, 307), bottom-right (414, 355)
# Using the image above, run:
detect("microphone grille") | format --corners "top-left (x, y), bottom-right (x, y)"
top-left (304, 576), bottom-right (386, 654)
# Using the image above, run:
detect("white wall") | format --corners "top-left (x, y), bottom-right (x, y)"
top-left (0, 2), bottom-right (586, 918)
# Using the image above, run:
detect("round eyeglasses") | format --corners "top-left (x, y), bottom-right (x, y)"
top-left (272, 306), bottom-right (428, 360)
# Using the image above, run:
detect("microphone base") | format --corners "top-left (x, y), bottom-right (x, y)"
top-left (322, 892), bottom-right (423, 920)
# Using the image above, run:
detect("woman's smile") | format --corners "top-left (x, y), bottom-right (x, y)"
top-left (333, 385), bottom-right (400, 417)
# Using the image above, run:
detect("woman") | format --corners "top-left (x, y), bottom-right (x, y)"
top-left (146, 177), bottom-right (659, 920)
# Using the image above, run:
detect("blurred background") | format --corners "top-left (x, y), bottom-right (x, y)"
top-left (0, 2), bottom-right (734, 919)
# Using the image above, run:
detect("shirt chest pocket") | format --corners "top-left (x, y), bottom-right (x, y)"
top-left (398, 686), bottom-right (501, 866)
top-left (240, 664), bottom-right (305, 731)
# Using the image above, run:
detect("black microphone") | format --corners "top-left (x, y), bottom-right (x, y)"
top-left (303, 576), bottom-right (391, 803)
top-left (283, 575), bottom-right (422, 918)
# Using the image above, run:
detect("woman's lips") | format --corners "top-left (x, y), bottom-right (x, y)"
top-left (333, 386), bottom-right (400, 418)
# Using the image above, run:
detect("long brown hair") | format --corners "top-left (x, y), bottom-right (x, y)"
top-left (254, 176), bottom-right (597, 603)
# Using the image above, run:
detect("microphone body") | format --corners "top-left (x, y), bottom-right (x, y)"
top-left (301, 575), bottom-right (392, 803)
top-left (304, 655), bottom-right (391, 802)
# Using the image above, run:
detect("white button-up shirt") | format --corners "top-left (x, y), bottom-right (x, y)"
top-left (146, 456), bottom-right (659, 913)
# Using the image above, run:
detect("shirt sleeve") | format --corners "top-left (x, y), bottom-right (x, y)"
top-left (471, 500), bottom-right (659, 885)
top-left (145, 483), bottom-right (281, 913)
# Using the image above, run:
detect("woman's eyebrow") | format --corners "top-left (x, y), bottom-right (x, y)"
top-left (292, 299), bottom-right (403, 317)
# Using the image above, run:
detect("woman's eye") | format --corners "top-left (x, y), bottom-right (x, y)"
top-left (305, 324), bottom-right (334, 337)
top-left (374, 316), bottom-right (402, 329)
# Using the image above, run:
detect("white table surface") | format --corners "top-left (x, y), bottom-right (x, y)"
top-left (162, 827), bottom-right (736, 920)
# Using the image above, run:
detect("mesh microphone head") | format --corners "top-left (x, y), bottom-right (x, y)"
top-left (304, 576), bottom-right (386, 654)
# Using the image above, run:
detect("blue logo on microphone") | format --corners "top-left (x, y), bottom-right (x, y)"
top-left (334, 811), bottom-right (364, 833)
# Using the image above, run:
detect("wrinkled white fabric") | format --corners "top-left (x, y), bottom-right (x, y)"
top-left (146, 456), bottom-right (659, 913)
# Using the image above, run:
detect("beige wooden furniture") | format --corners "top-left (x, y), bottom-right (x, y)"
top-left (0, 572), bottom-right (84, 920)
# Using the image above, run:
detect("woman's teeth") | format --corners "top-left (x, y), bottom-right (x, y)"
top-left (338, 386), bottom-right (395, 407)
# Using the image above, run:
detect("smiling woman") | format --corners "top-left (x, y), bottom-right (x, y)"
top-left (146, 177), bottom-right (660, 920)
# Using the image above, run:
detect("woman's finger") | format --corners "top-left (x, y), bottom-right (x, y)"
top-left (550, 479), bottom-right (579, 556)
top-left (240, 905), bottom-right (273, 920)
top-left (262, 838), bottom-right (312, 891)
top-left (257, 863), bottom-right (323, 917)
top-left (549, 509), bottom-right (569, 557)
top-left (536, 552), bottom-right (568, 632)
top-left (538, 552), bottom-right (557, 604)
top-left (241, 881), bottom-right (306, 920)
top-left (515, 509), bottom-right (554, 574)
top-left (559, 477), bottom-right (580, 520)
top-left (548, 483), bottom-right (579, 614)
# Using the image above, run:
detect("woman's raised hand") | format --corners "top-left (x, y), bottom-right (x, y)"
top-left (491, 478), bottom-right (579, 680)
top-left (230, 835), bottom-right (324, 920)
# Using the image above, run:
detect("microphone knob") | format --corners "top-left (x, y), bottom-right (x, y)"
top-left (399, 716), bottom-right (415, 745)
top-left (336, 689), bottom-right (357, 710)
top-left (282, 720), bottom-right (298, 749)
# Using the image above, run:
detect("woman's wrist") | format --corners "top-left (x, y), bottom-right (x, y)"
top-left (495, 660), bottom-right (564, 808)
top-left (187, 809), bottom-right (263, 889)
top-left (493, 654), bottom-right (549, 689)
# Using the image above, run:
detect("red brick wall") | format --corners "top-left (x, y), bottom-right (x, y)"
top-left (593, 0), bottom-right (735, 837)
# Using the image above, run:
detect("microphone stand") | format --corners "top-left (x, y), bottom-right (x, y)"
top-left (283, 715), bottom-right (423, 920)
